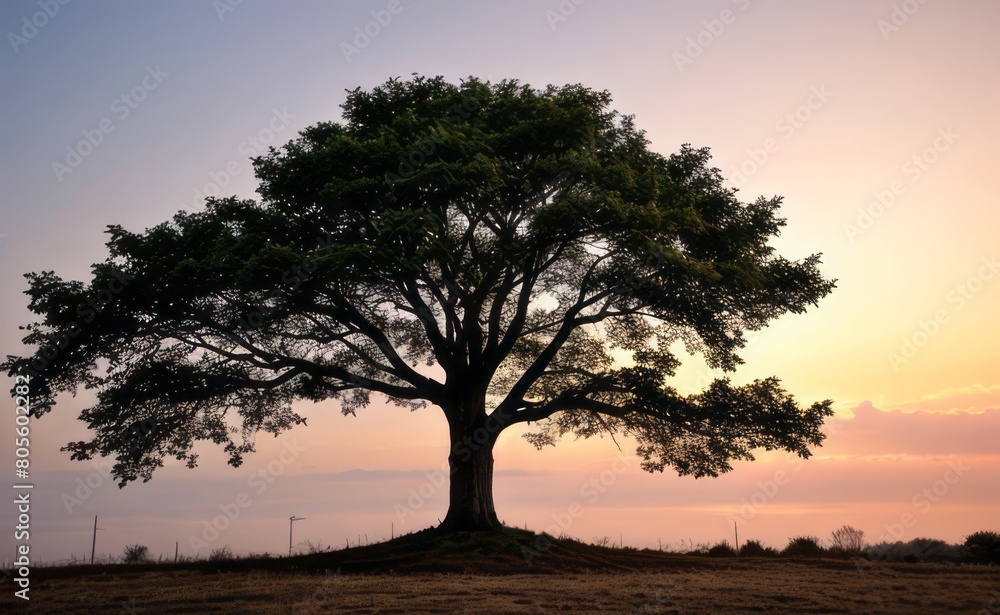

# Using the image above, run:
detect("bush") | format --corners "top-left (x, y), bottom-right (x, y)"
top-left (681, 541), bottom-right (712, 556)
top-left (208, 545), bottom-right (234, 562)
top-left (122, 544), bottom-right (150, 564)
top-left (739, 539), bottom-right (778, 557)
top-left (829, 525), bottom-right (865, 555)
top-left (707, 541), bottom-right (737, 558)
top-left (304, 539), bottom-right (331, 554)
top-left (781, 535), bottom-right (826, 558)
top-left (246, 551), bottom-right (273, 560)
top-left (964, 531), bottom-right (1000, 564)
top-left (865, 538), bottom-right (964, 563)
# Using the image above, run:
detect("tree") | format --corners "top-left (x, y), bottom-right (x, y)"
top-left (830, 525), bottom-right (865, 554)
top-left (4, 76), bottom-right (835, 533)
top-left (122, 544), bottom-right (151, 564)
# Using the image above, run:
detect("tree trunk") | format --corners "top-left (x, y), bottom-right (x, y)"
top-left (438, 411), bottom-right (502, 533)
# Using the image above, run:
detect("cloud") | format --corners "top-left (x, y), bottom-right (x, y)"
top-left (882, 383), bottom-right (1000, 414)
top-left (822, 400), bottom-right (1000, 457)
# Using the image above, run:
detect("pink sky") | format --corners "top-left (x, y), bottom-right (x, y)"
top-left (2, 0), bottom-right (998, 563)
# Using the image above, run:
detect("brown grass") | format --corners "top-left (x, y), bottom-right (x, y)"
top-left (4, 530), bottom-right (997, 614)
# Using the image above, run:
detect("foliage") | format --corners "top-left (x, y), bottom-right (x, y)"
top-left (963, 531), bottom-right (1000, 564)
top-left (122, 544), bottom-right (151, 564)
top-left (681, 541), bottom-right (713, 556)
top-left (3, 75), bottom-right (835, 530)
top-left (208, 545), bottom-right (234, 562)
top-left (865, 538), bottom-right (965, 563)
top-left (706, 540), bottom-right (737, 557)
top-left (304, 539), bottom-right (332, 554)
top-left (738, 539), bottom-right (778, 557)
top-left (781, 535), bottom-right (825, 558)
top-left (829, 525), bottom-right (865, 555)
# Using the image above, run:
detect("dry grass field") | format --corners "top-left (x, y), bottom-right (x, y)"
top-left (5, 562), bottom-right (999, 614)
top-left (5, 531), bottom-right (997, 614)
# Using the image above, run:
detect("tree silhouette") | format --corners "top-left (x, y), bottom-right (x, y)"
top-left (4, 76), bottom-right (835, 532)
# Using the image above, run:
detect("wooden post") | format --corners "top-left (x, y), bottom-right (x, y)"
top-left (91, 515), bottom-right (97, 565)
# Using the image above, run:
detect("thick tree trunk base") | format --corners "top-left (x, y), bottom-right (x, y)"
top-left (438, 419), bottom-right (501, 534)
top-left (437, 506), bottom-right (503, 534)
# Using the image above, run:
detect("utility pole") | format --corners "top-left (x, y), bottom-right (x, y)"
top-left (289, 516), bottom-right (305, 557)
top-left (90, 515), bottom-right (105, 565)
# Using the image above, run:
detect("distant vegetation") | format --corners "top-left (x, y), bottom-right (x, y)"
top-left (20, 526), bottom-right (1000, 570)
top-left (121, 544), bottom-right (151, 565)
top-left (829, 524), bottom-right (865, 555)
top-left (670, 526), bottom-right (1000, 564)
top-left (737, 540), bottom-right (778, 558)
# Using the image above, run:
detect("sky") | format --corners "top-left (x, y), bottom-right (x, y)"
top-left (1, 0), bottom-right (998, 564)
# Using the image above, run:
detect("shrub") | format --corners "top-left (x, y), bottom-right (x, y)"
top-left (304, 539), bottom-right (331, 554)
top-left (682, 541), bottom-right (711, 556)
top-left (707, 541), bottom-right (737, 558)
top-left (829, 525), bottom-right (865, 555)
top-left (781, 535), bottom-right (825, 558)
top-left (208, 545), bottom-right (234, 561)
top-left (865, 538), bottom-right (964, 563)
top-left (964, 531), bottom-right (1000, 564)
top-left (739, 539), bottom-right (778, 557)
top-left (122, 544), bottom-right (150, 564)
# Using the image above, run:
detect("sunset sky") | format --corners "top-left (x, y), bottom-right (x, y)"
top-left (2, 1), bottom-right (998, 564)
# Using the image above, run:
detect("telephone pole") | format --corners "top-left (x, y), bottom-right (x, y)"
top-left (289, 516), bottom-right (305, 557)
top-left (90, 515), bottom-right (105, 565)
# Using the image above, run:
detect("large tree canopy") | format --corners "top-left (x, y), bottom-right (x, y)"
top-left (5, 75), bottom-right (835, 532)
